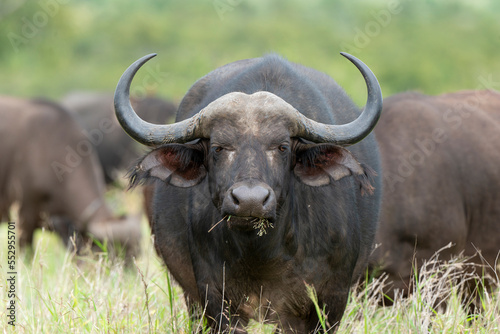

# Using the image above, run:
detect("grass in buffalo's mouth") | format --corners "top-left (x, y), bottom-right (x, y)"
top-left (252, 218), bottom-right (274, 236)
top-left (208, 215), bottom-right (229, 233)
top-left (209, 216), bottom-right (274, 236)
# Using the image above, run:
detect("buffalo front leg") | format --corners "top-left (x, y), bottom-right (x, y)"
top-left (201, 293), bottom-right (249, 333)
top-left (18, 203), bottom-right (42, 249)
top-left (277, 291), bottom-right (348, 333)
top-left (311, 290), bottom-right (349, 333)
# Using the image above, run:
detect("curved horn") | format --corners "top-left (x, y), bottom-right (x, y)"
top-left (114, 53), bottom-right (203, 146)
top-left (292, 52), bottom-right (383, 145)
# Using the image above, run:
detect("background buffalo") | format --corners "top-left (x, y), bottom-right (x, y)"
top-left (370, 90), bottom-right (500, 307)
top-left (0, 96), bottom-right (141, 255)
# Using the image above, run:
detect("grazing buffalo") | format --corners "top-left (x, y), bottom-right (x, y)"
top-left (115, 53), bottom-right (383, 333)
top-left (61, 92), bottom-right (177, 184)
top-left (0, 96), bottom-right (141, 253)
top-left (369, 90), bottom-right (500, 302)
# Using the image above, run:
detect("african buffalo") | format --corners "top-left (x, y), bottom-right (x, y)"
top-left (61, 92), bottom-right (177, 184)
top-left (369, 90), bottom-right (500, 303)
top-left (0, 96), bottom-right (141, 253)
top-left (115, 53), bottom-right (383, 333)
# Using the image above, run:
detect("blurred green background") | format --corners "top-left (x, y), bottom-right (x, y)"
top-left (1, 0), bottom-right (499, 106)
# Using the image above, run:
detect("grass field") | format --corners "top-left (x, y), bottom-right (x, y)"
top-left (1, 188), bottom-right (499, 333)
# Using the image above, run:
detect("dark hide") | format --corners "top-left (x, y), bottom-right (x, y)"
top-left (130, 55), bottom-right (382, 333)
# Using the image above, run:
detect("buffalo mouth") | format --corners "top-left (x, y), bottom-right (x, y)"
top-left (225, 216), bottom-right (275, 235)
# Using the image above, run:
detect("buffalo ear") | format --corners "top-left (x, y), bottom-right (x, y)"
top-left (129, 142), bottom-right (207, 188)
top-left (294, 143), bottom-right (375, 195)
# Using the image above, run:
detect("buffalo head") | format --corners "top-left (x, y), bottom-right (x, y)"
top-left (114, 53), bottom-right (382, 232)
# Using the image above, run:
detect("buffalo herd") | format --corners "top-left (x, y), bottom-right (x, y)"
top-left (1, 51), bottom-right (499, 333)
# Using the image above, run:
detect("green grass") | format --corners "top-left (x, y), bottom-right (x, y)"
top-left (1, 188), bottom-right (499, 333)
top-left (0, 223), bottom-right (192, 333)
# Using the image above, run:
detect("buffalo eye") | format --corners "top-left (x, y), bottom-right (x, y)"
top-left (212, 146), bottom-right (223, 153)
top-left (278, 144), bottom-right (289, 152)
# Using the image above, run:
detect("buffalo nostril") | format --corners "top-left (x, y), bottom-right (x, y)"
top-left (253, 186), bottom-right (270, 207)
top-left (230, 190), bottom-right (240, 206)
top-left (262, 191), bottom-right (270, 206)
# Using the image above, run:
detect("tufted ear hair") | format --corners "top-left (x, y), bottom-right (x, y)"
top-left (293, 141), bottom-right (376, 195)
top-left (129, 140), bottom-right (207, 188)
